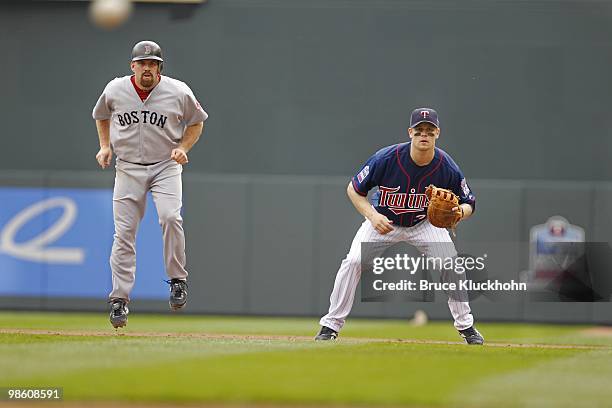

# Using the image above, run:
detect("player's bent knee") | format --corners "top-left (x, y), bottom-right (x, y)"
top-left (158, 211), bottom-right (181, 226)
top-left (114, 228), bottom-right (138, 240)
top-left (339, 256), bottom-right (362, 275)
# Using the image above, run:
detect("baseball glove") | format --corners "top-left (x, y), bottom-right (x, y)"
top-left (425, 184), bottom-right (463, 230)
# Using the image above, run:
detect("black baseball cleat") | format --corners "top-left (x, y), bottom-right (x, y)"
top-left (167, 279), bottom-right (188, 311)
top-left (459, 326), bottom-right (484, 345)
top-left (314, 326), bottom-right (338, 341)
top-left (109, 299), bottom-right (129, 328)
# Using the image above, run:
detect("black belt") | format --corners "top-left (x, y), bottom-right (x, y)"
top-left (122, 159), bottom-right (163, 166)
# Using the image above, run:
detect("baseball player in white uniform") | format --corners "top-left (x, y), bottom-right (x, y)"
top-left (315, 108), bottom-right (484, 344)
top-left (92, 41), bottom-right (208, 328)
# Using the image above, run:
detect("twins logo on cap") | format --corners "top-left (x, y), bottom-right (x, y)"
top-left (409, 107), bottom-right (440, 128)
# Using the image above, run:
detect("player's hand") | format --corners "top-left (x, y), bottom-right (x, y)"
top-left (171, 148), bottom-right (188, 165)
top-left (451, 206), bottom-right (464, 222)
top-left (95, 146), bottom-right (113, 169)
top-left (368, 212), bottom-right (394, 235)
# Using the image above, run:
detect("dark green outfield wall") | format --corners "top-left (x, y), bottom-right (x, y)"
top-left (1, 0), bottom-right (612, 180)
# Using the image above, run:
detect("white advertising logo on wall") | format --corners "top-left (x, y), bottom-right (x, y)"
top-left (0, 197), bottom-right (85, 264)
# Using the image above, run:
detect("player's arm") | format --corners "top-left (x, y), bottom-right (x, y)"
top-left (95, 119), bottom-right (113, 169)
top-left (171, 121), bottom-right (204, 165)
top-left (347, 182), bottom-right (394, 234)
top-left (451, 173), bottom-right (475, 222)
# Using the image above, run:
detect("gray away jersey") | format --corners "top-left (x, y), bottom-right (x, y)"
top-left (92, 75), bottom-right (208, 164)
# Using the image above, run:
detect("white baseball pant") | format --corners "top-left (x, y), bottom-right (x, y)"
top-left (109, 158), bottom-right (187, 301)
top-left (320, 218), bottom-right (474, 332)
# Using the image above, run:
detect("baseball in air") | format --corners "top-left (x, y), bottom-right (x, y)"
top-left (89, 0), bottom-right (133, 30)
top-left (410, 310), bottom-right (429, 326)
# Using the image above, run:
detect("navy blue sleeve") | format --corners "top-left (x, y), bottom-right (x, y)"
top-left (450, 168), bottom-right (476, 211)
top-left (351, 153), bottom-right (381, 196)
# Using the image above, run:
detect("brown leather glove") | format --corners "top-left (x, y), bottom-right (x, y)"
top-left (425, 184), bottom-right (463, 229)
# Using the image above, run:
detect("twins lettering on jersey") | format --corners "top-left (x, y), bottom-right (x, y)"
top-left (378, 186), bottom-right (428, 215)
top-left (116, 110), bottom-right (167, 129)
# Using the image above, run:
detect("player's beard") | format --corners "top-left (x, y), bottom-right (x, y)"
top-left (140, 72), bottom-right (155, 88)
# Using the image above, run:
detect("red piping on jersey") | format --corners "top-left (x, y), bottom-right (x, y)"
top-left (411, 150), bottom-right (444, 225)
top-left (417, 150), bottom-right (444, 191)
top-left (396, 144), bottom-right (411, 226)
top-left (396, 144), bottom-right (412, 182)
top-left (352, 178), bottom-right (367, 196)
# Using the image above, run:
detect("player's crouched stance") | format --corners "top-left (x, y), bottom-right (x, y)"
top-left (315, 108), bottom-right (484, 345)
top-left (93, 41), bottom-right (207, 329)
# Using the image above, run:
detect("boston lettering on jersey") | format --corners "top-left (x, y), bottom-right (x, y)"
top-left (116, 110), bottom-right (167, 129)
top-left (351, 142), bottom-right (476, 228)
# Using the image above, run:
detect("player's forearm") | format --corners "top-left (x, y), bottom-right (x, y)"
top-left (178, 122), bottom-right (204, 152)
top-left (95, 119), bottom-right (111, 148)
top-left (346, 183), bottom-right (377, 220)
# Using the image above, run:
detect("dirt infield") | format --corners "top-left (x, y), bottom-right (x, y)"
top-left (581, 327), bottom-right (612, 337)
top-left (1, 328), bottom-right (607, 350)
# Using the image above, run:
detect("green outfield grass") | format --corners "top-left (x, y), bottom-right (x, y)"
top-left (1, 312), bottom-right (611, 407)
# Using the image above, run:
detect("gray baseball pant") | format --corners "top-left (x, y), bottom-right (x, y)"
top-left (109, 158), bottom-right (187, 301)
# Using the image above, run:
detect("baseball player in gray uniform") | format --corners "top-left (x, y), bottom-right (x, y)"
top-left (92, 40), bottom-right (208, 328)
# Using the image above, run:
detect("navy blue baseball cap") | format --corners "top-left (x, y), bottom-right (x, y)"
top-left (409, 108), bottom-right (440, 128)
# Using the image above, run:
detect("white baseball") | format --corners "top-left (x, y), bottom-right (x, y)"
top-left (89, 0), bottom-right (133, 30)
top-left (411, 309), bottom-right (429, 326)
